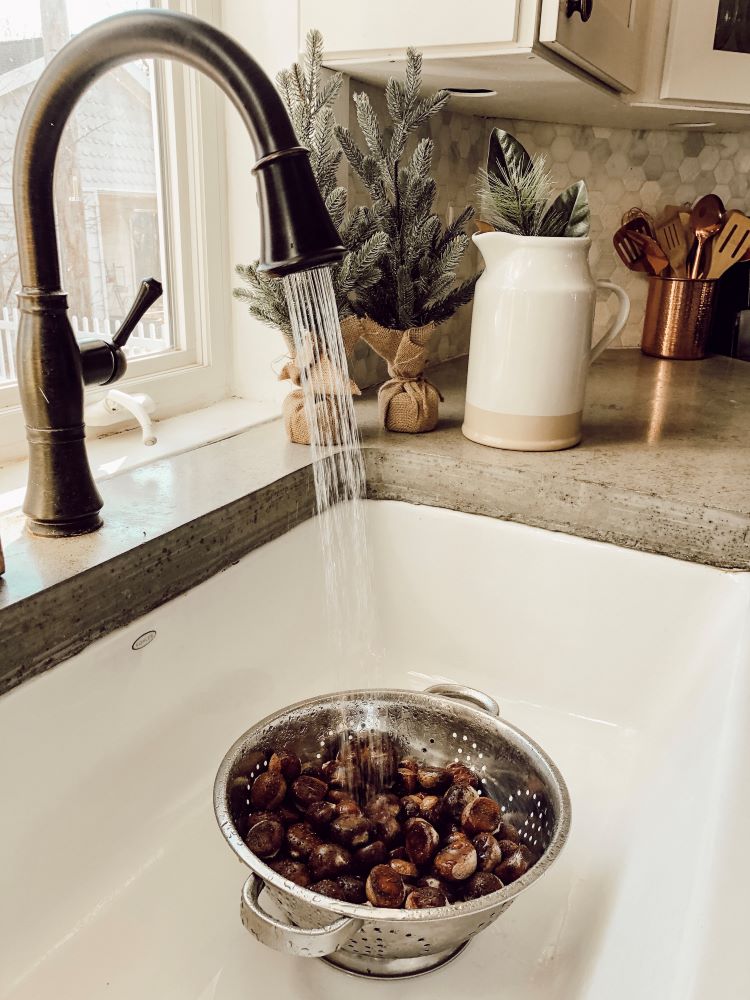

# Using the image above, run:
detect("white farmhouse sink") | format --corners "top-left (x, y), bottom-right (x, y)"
top-left (1, 501), bottom-right (748, 999)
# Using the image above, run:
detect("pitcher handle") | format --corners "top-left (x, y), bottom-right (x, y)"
top-left (591, 281), bottom-right (630, 364)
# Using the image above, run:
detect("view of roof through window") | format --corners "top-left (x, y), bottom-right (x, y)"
top-left (0, 0), bottom-right (169, 388)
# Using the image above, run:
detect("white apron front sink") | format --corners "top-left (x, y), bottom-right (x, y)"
top-left (1, 500), bottom-right (748, 999)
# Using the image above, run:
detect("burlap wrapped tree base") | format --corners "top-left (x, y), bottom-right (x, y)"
top-left (279, 318), bottom-right (363, 445)
top-left (351, 317), bottom-right (442, 433)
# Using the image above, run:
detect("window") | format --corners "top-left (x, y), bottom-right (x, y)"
top-left (0, 0), bottom-right (230, 459)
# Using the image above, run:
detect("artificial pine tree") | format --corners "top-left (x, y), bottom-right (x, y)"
top-left (333, 52), bottom-right (479, 432)
top-left (233, 30), bottom-right (388, 354)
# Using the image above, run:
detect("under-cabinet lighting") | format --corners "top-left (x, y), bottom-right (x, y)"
top-left (670, 122), bottom-right (717, 129)
top-left (444, 87), bottom-right (497, 98)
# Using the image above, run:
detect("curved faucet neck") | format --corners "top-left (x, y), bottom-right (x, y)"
top-left (13, 8), bottom-right (297, 293)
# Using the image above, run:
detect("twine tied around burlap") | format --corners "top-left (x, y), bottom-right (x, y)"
top-left (357, 317), bottom-right (443, 433)
top-left (278, 317), bottom-right (362, 445)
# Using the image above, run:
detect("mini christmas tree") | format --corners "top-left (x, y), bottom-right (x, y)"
top-left (233, 31), bottom-right (388, 352)
top-left (334, 49), bottom-right (479, 332)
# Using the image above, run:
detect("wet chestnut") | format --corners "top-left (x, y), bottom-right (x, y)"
top-left (400, 794), bottom-right (424, 819)
top-left (354, 840), bottom-right (387, 872)
top-left (322, 759), bottom-right (347, 787)
top-left (334, 799), bottom-right (361, 817)
top-left (336, 875), bottom-right (366, 904)
top-left (278, 805), bottom-right (302, 825)
top-left (250, 771), bottom-right (287, 811)
top-left (396, 767), bottom-right (418, 794)
top-left (300, 761), bottom-right (326, 781)
top-left (373, 814), bottom-right (402, 847)
top-left (448, 762), bottom-right (479, 787)
top-left (495, 848), bottom-right (529, 884)
top-left (496, 821), bottom-right (520, 843)
top-left (442, 783), bottom-right (479, 822)
top-left (389, 846), bottom-right (407, 860)
top-left (310, 879), bottom-right (347, 900)
top-left (404, 817), bottom-right (440, 866)
top-left (286, 822), bottom-right (321, 861)
top-left (433, 833), bottom-right (477, 882)
top-left (365, 864), bottom-right (406, 908)
top-left (268, 858), bottom-right (311, 887)
top-left (305, 800), bottom-right (336, 829)
top-left (461, 796), bottom-right (501, 836)
top-left (463, 871), bottom-right (504, 899)
top-left (291, 775), bottom-right (328, 809)
top-left (417, 766), bottom-right (451, 792)
top-left (364, 793), bottom-right (400, 819)
top-left (420, 795), bottom-right (443, 827)
top-left (245, 818), bottom-right (284, 858)
top-left (390, 858), bottom-right (418, 880)
top-left (308, 842), bottom-right (352, 880)
top-left (399, 757), bottom-right (418, 773)
top-left (496, 838), bottom-right (523, 860)
top-left (473, 832), bottom-right (503, 872)
top-left (330, 814), bottom-right (372, 848)
top-left (268, 751), bottom-right (301, 782)
top-left (405, 886), bottom-right (448, 909)
top-left (328, 788), bottom-right (355, 805)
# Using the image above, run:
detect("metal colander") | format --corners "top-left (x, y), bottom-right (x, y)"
top-left (214, 684), bottom-right (571, 979)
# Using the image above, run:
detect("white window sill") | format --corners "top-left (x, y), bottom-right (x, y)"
top-left (0, 396), bottom-right (282, 516)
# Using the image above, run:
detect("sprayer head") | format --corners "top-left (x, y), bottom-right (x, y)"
top-left (254, 147), bottom-right (346, 277)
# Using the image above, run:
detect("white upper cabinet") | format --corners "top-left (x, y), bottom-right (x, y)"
top-left (661, 0), bottom-right (750, 105)
top-left (538, 0), bottom-right (643, 92)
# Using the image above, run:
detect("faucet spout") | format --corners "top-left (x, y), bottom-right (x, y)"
top-left (13, 9), bottom-right (344, 537)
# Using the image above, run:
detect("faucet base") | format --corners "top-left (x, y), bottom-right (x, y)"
top-left (26, 512), bottom-right (103, 538)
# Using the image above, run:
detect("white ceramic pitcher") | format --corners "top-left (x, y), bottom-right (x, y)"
top-left (463, 232), bottom-right (630, 451)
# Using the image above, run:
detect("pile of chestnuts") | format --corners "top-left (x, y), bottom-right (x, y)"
top-left (229, 744), bottom-right (538, 910)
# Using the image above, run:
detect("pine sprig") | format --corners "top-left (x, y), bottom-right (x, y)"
top-left (234, 30), bottom-right (386, 330)
top-left (334, 49), bottom-right (477, 330)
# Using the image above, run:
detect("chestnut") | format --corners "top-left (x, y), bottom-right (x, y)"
top-left (292, 775), bottom-right (328, 809)
top-left (442, 783), bottom-right (479, 822)
top-left (404, 818), bottom-right (440, 867)
top-left (354, 840), bottom-right (387, 872)
top-left (245, 818), bottom-right (284, 858)
top-left (334, 799), bottom-right (361, 817)
top-left (495, 848), bottom-right (529, 885)
top-left (327, 788), bottom-right (355, 805)
top-left (389, 846), bottom-right (407, 860)
top-left (417, 766), bottom-right (451, 792)
top-left (418, 874), bottom-right (456, 903)
top-left (268, 751), bottom-right (301, 782)
top-left (462, 871), bottom-right (503, 899)
top-left (268, 858), bottom-right (311, 887)
top-left (278, 805), bottom-right (302, 825)
top-left (308, 842), bottom-right (352, 880)
top-left (286, 822), bottom-right (321, 861)
top-left (373, 814), bottom-right (402, 847)
top-left (400, 794), bottom-right (424, 819)
top-left (448, 762), bottom-right (479, 787)
top-left (473, 832), bottom-right (502, 872)
top-left (366, 864), bottom-right (406, 908)
top-left (405, 886), bottom-right (448, 909)
top-left (250, 771), bottom-right (287, 811)
top-left (305, 800), bottom-right (336, 829)
top-left (399, 757), bottom-right (418, 773)
top-left (330, 814), bottom-right (372, 848)
top-left (496, 838), bottom-right (523, 860)
top-left (420, 795), bottom-right (443, 826)
top-left (461, 796), bottom-right (501, 837)
top-left (300, 761), bottom-right (326, 781)
top-left (310, 879), bottom-right (347, 900)
top-left (390, 858), bottom-right (418, 880)
top-left (336, 875), bottom-right (366, 904)
top-left (365, 793), bottom-right (400, 819)
top-left (322, 759), bottom-right (347, 787)
top-left (396, 768), bottom-right (418, 794)
top-left (496, 821), bottom-right (520, 843)
top-left (433, 833), bottom-right (477, 882)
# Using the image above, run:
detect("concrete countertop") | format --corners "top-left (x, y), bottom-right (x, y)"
top-left (1, 349), bottom-right (748, 693)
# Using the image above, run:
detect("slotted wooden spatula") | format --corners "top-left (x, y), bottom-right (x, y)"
top-left (654, 213), bottom-right (688, 277)
top-left (703, 211), bottom-right (750, 280)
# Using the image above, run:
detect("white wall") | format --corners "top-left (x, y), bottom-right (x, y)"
top-left (220, 0), bottom-right (300, 405)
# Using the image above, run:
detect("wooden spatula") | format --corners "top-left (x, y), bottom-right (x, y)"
top-left (654, 213), bottom-right (688, 278)
top-left (703, 211), bottom-right (750, 280)
top-left (613, 224), bottom-right (650, 272)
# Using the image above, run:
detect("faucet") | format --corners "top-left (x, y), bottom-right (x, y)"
top-left (13, 9), bottom-right (344, 537)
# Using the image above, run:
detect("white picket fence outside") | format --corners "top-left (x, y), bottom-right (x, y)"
top-left (0, 306), bottom-right (170, 385)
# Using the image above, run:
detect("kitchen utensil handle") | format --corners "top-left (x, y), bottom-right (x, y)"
top-left (591, 281), bottom-right (630, 363)
top-left (424, 683), bottom-right (500, 717)
top-left (241, 873), bottom-right (361, 958)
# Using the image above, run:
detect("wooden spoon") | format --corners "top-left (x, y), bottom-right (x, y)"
top-left (689, 194), bottom-right (725, 279)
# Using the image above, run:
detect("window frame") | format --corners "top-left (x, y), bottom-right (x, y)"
top-left (0, 0), bottom-right (232, 462)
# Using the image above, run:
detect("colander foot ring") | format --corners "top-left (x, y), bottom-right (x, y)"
top-left (320, 939), bottom-right (471, 979)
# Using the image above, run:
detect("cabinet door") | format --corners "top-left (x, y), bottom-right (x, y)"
top-left (538, 0), bottom-right (644, 92)
top-left (661, 0), bottom-right (750, 105)
top-left (300, 0), bottom-right (521, 55)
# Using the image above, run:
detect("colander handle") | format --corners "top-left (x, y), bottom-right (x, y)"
top-left (424, 683), bottom-right (500, 717)
top-left (241, 873), bottom-right (362, 958)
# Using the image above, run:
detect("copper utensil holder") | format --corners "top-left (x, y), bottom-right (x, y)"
top-left (642, 276), bottom-right (717, 360)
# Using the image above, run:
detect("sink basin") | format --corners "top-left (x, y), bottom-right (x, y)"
top-left (1, 500), bottom-right (748, 998)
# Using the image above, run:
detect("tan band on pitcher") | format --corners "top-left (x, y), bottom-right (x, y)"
top-left (463, 403), bottom-right (582, 451)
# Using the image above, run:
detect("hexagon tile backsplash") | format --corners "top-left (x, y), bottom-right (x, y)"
top-left (345, 81), bottom-right (749, 390)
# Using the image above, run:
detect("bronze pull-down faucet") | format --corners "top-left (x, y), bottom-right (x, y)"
top-left (13, 9), bottom-right (344, 537)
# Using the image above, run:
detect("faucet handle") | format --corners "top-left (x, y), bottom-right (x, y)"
top-left (79, 277), bottom-right (163, 387)
top-left (113, 278), bottom-right (163, 348)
